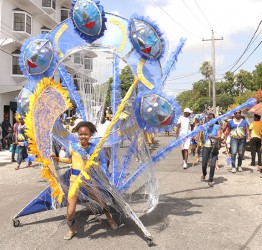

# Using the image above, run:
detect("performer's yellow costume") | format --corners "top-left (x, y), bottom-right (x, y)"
top-left (59, 142), bottom-right (96, 182)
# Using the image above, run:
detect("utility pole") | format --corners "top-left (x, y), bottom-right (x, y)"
top-left (202, 30), bottom-right (223, 115)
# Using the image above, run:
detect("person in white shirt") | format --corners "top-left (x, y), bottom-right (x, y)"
top-left (176, 107), bottom-right (193, 169)
top-left (96, 117), bottom-right (111, 138)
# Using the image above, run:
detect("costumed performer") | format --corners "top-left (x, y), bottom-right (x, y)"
top-left (50, 121), bottom-right (118, 240)
top-left (15, 117), bottom-right (32, 170)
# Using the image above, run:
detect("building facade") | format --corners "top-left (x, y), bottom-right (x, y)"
top-left (0, 0), bottom-right (71, 124)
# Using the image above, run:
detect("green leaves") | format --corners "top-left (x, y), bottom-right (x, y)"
top-left (106, 66), bottom-right (134, 106)
top-left (177, 61), bottom-right (262, 112)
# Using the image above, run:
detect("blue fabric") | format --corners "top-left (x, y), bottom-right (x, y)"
top-left (71, 0), bottom-right (107, 43)
top-left (14, 187), bottom-right (54, 217)
top-left (204, 123), bottom-right (220, 140)
top-left (134, 91), bottom-right (181, 133)
top-left (119, 98), bottom-right (257, 191)
top-left (19, 33), bottom-right (56, 80)
top-left (71, 169), bottom-right (81, 176)
top-left (161, 38), bottom-right (186, 84)
top-left (128, 14), bottom-right (166, 60)
top-left (71, 142), bottom-right (96, 157)
top-left (228, 119), bottom-right (248, 130)
top-left (14, 171), bottom-right (72, 218)
top-left (111, 55), bottom-right (121, 185)
top-left (23, 39), bottom-right (53, 76)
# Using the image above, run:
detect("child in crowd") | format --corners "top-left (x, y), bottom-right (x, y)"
top-left (51, 121), bottom-right (118, 240)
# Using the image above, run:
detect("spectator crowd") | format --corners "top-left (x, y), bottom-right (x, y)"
top-left (2, 105), bottom-right (262, 183)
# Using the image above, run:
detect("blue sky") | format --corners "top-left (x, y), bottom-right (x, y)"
top-left (100, 0), bottom-right (262, 96)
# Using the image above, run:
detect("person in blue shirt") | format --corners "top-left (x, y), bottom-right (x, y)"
top-left (225, 111), bottom-right (250, 173)
top-left (201, 113), bottom-right (221, 187)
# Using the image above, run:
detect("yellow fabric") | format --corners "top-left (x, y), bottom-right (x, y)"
top-left (109, 18), bottom-right (127, 52)
top-left (54, 24), bottom-right (69, 58)
top-left (144, 132), bottom-right (153, 144)
top-left (249, 121), bottom-right (262, 139)
top-left (59, 145), bottom-right (90, 182)
top-left (137, 58), bottom-right (155, 90)
top-left (24, 77), bottom-right (72, 205)
top-left (15, 113), bottom-right (20, 123)
top-left (59, 157), bottom-right (72, 164)
top-left (68, 77), bottom-right (139, 199)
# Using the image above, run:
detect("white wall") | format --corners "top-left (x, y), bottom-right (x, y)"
top-left (0, 0), bottom-right (71, 119)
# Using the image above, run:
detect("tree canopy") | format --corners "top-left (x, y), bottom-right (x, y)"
top-left (106, 65), bottom-right (134, 107)
top-left (176, 61), bottom-right (262, 113)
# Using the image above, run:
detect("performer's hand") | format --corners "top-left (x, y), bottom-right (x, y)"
top-left (50, 153), bottom-right (59, 162)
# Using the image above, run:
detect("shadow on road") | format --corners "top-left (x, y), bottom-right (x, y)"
top-left (19, 214), bottom-right (66, 227)
top-left (240, 221), bottom-right (262, 250)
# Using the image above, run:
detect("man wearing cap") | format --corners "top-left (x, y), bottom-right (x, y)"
top-left (176, 107), bottom-right (193, 169)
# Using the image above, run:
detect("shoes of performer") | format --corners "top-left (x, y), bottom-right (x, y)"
top-left (183, 162), bottom-right (188, 169)
top-left (64, 231), bottom-right (77, 240)
top-left (237, 166), bottom-right (243, 172)
top-left (108, 218), bottom-right (118, 230)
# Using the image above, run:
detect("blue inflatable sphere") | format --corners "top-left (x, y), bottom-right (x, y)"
top-left (130, 19), bottom-right (162, 59)
top-left (23, 39), bottom-right (53, 75)
top-left (72, 0), bottom-right (103, 37)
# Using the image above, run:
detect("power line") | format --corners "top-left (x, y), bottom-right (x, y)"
top-left (0, 29), bottom-right (22, 45)
top-left (193, 0), bottom-right (212, 29)
top-left (0, 48), bottom-right (12, 56)
top-left (166, 71), bottom-right (200, 81)
top-left (218, 29), bottom-right (262, 74)
top-left (150, 0), bottom-right (202, 38)
top-left (221, 19), bottom-right (262, 73)
top-left (165, 81), bottom-right (195, 85)
top-left (1, 20), bottom-right (25, 41)
top-left (232, 40), bottom-right (262, 73)
top-left (193, 0), bottom-right (223, 38)
top-left (181, 0), bottom-right (210, 30)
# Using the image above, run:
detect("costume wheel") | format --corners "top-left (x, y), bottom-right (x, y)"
top-left (13, 219), bottom-right (20, 227)
top-left (146, 236), bottom-right (153, 247)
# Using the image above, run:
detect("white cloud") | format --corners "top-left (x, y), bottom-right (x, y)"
top-left (139, 0), bottom-right (262, 51)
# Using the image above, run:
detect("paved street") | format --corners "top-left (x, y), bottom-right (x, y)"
top-left (0, 134), bottom-right (262, 250)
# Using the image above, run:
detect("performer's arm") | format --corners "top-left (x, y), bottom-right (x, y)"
top-left (58, 157), bottom-right (72, 164)
top-left (50, 146), bottom-right (72, 163)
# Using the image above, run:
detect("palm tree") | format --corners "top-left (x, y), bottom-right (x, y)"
top-left (200, 61), bottom-right (212, 97)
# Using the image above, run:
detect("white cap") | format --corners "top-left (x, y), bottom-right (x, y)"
top-left (184, 107), bottom-right (193, 113)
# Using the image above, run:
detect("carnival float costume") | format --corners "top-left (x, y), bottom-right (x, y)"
top-left (13, 0), bottom-right (256, 246)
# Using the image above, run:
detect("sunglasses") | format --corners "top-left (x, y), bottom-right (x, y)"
top-left (234, 112), bottom-right (241, 114)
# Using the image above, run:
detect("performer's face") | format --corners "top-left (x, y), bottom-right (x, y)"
top-left (78, 127), bottom-right (92, 146)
